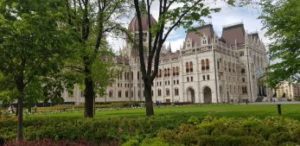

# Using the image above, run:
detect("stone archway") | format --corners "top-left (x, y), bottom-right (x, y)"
top-left (203, 86), bottom-right (212, 103)
top-left (187, 87), bottom-right (195, 103)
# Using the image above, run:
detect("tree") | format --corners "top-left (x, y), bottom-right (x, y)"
top-left (260, 0), bottom-right (300, 87)
top-left (131, 0), bottom-right (222, 116)
top-left (0, 0), bottom-right (72, 141)
top-left (64, 0), bottom-right (127, 118)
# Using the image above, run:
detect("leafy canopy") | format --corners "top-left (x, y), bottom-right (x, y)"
top-left (260, 0), bottom-right (300, 87)
top-left (0, 0), bottom-right (73, 105)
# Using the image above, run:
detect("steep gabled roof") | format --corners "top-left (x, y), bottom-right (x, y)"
top-left (128, 14), bottom-right (157, 32)
top-left (185, 24), bottom-right (215, 46)
top-left (221, 23), bottom-right (245, 46)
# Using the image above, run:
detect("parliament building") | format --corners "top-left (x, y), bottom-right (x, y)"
top-left (63, 14), bottom-right (271, 104)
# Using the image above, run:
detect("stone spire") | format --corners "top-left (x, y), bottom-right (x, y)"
top-left (167, 43), bottom-right (172, 53)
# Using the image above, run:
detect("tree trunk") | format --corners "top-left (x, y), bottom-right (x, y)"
top-left (84, 61), bottom-right (95, 118)
top-left (144, 80), bottom-right (154, 116)
top-left (16, 76), bottom-right (25, 141)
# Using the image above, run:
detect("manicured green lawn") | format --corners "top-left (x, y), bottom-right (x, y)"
top-left (26, 104), bottom-right (300, 120)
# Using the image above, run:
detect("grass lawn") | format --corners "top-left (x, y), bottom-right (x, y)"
top-left (25, 104), bottom-right (300, 120)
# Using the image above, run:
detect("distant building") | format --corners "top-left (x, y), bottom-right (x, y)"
top-left (63, 14), bottom-right (270, 104)
top-left (275, 81), bottom-right (300, 101)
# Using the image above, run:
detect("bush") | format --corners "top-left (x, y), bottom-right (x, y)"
top-left (153, 116), bottom-right (300, 146)
top-left (1, 115), bottom-right (300, 145)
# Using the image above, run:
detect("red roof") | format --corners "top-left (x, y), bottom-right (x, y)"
top-left (185, 24), bottom-right (214, 47)
top-left (128, 14), bottom-right (157, 32)
top-left (221, 23), bottom-right (245, 46)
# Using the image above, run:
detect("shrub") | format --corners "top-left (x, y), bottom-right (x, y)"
top-left (153, 116), bottom-right (300, 146)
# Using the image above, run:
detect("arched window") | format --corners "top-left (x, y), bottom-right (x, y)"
top-left (205, 59), bottom-right (210, 70)
top-left (158, 69), bottom-right (162, 77)
top-left (166, 89), bottom-right (170, 96)
top-left (137, 71), bottom-right (140, 80)
top-left (176, 67), bottom-right (180, 75)
top-left (164, 68), bottom-right (167, 77)
top-left (125, 91), bottom-right (129, 98)
top-left (189, 62), bottom-right (193, 72)
top-left (201, 60), bottom-right (205, 71)
top-left (158, 89), bottom-right (161, 96)
top-left (186, 62), bottom-right (189, 72)
top-left (174, 88), bottom-right (179, 96)
top-left (118, 91), bottom-right (122, 98)
top-left (109, 90), bottom-right (113, 98)
top-left (202, 36), bottom-right (207, 44)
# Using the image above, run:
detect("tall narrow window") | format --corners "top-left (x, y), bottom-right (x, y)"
top-left (158, 89), bottom-right (161, 96)
top-left (201, 60), bottom-right (205, 71)
top-left (186, 62), bottom-right (189, 72)
top-left (118, 91), bottom-right (122, 98)
top-left (189, 62), bottom-right (193, 72)
top-left (206, 59), bottom-right (210, 70)
top-left (242, 86), bottom-right (247, 94)
top-left (173, 67), bottom-right (176, 76)
top-left (202, 36), bottom-right (207, 44)
top-left (109, 90), bottom-right (113, 98)
top-left (175, 88), bottom-right (179, 96)
top-left (166, 89), bottom-right (170, 96)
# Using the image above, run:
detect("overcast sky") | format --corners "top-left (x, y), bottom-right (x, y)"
top-left (107, 1), bottom-right (269, 52)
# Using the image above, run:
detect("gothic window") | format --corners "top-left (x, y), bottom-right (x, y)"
top-left (242, 86), bottom-right (247, 94)
top-left (175, 88), bottom-right (179, 96)
top-left (137, 71), bottom-right (140, 80)
top-left (158, 89), bottom-right (161, 96)
top-left (207, 75), bottom-right (210, 80)
top-left (176, 67), bottom-right (180, 75)
top-left (203, 75), bottom-right (206, 80)
top-left (186, 62), bottom-right (189, 73)
top-left (201, 60), bottom-right (205, 71)
top-left (166, 89), bottom-right (170, 96)
top-left (173, 67), bottom-right (176, 76)
top-left (125, 91), bottom-right (129, 98)
top-left (158, 69), bottom-right (162, 77)
top-left (205, 59), bottom-right (210, 70)
top-left (189, 62), bottom-right (193, 72)
top-left (109, 90), bottom-right (113, 98)
top-left (202, 36), bottom-right (207, 44)
top-left (118, 91), bottom-right (122, 98)
top-left (191, 76), bottom-right (193, 82)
